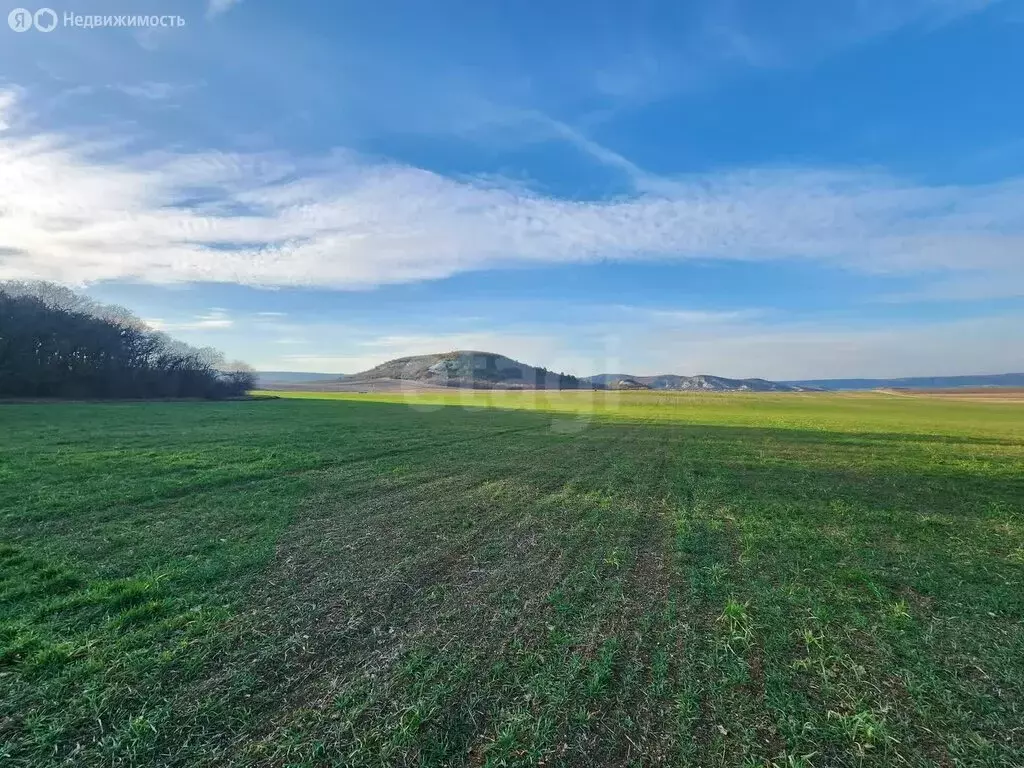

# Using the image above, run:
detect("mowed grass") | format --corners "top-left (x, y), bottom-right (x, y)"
top-left (1, 392), bottom-right (1022, 767)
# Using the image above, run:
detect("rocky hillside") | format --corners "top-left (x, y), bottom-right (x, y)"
top-left (344, 351), bottom-right (586, 389)
top-left (341, 353), bottom-right (815, 392)
top-left (586, 373), bottom-right (817, 392)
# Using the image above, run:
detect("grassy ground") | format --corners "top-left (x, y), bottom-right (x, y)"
top-left (1, 391), bottom-right (1022, 767)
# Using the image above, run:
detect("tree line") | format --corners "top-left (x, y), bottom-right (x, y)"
top-left (531, 366), bottom-right (589, 390)
top-left (0, 281), bottom-right (255, 399)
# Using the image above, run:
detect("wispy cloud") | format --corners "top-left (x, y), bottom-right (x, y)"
top-left (615, 306), bottom-right (764, 324)
top-left (0, 89), bottom-right (22, 131)
top-left (0, 89), bottom-right (1021, 296)
top-left (112, 82), bottom-right (193, 102)
top-left (207, 0), bottom-right (243, 19)
top-left (878, 274), bottom-right (1024, 303)
top-left (145, 308), bottom-right (233, 332)
top-left (549, 0), bottom-right (1003, 110)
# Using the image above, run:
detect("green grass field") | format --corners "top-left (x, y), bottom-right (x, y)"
top-left (2, 392), bottom-right (1022, 767)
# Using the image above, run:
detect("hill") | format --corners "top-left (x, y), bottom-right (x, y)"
top-left (340, 351), bottom-right (585, 390)
top-left (586, 373), bottom-right (815, 392)
top-left (259, 355), bottom-right (1024, 394)
top-left (278, 352), bottom-right (812, 392)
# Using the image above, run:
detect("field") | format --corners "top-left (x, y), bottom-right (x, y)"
top-left (1, 391), bottom-right (1022, 767)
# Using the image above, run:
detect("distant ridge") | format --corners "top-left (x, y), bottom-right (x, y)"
top-left (258, 364), bottom-right (1024, 393)
top-left (263, 352), bottom-right (807, 392)
top-left (584, 373), bottom-right (816, 392)
top-left (781, 373), bottom-right (1024, 391)
top-left (254, 371), bottom-right (341, 388)
top-left (259, 358), bottom-right (1024, 393)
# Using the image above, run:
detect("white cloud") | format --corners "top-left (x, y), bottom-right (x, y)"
top-left (0, 88), bottom-right (1022, 295)
top-left (0, 90), bottom-right (18, 131)
top-left (207, 0), bottom-right (243, 19)
top-left (615, 306), bottom-right (764, 324)
top-left (145, 308), bottom-right (233, 332)
top-left (112, 82), bottom-right (191, 102)
top-left (567, 0), bottom-right (1003, 109)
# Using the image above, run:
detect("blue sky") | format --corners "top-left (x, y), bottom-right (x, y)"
top-left (1, 0), bottom-right (1022, 377)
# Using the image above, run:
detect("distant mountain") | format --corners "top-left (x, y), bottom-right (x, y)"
top-left (260, 358), bottom-right (1022, 394)
top-left (782, 373), bottom-right (1024, 391)
top-left (585, 373), bottom-right (816, 392)
top-left (586, 374), bottom-right (632, 387)
top-left (255, 371), bottom-right (342, 388)
top-left (264, 354), bottom-right (815, 393)
top-left (343, 351), bottom-right (586, 390)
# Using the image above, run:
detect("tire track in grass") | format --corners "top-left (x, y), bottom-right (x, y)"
top-left (227, 425), bottom-right (700, 766)
top-left (22, 425), bottom-right (546, 531)
top-left (0, 420), bottom-right (551, 768)
top-left (588, 498), bottom-right (677, 765)
top-left (192, 429), bottom-right (623, 764)
top-left (668, 464), bottom-right (790, 767)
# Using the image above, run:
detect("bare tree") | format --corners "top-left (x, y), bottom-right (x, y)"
top-left (219, 360), bottom-right (257, 395)
top-left (0, 281), bottom-right (255, 399)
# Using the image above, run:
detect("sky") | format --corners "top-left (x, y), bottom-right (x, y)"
top-left (1, 0), bottom-right (1023, 378)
